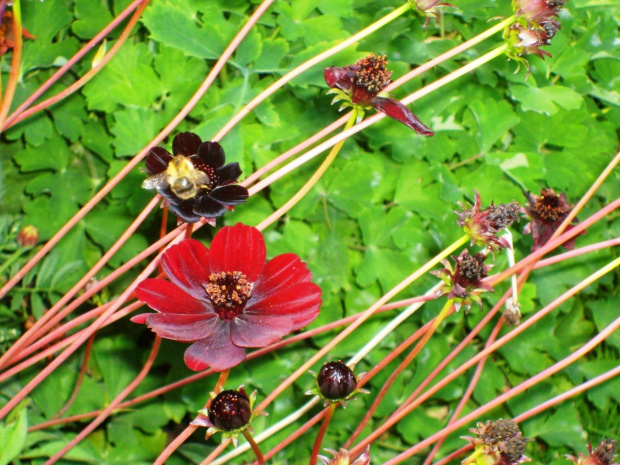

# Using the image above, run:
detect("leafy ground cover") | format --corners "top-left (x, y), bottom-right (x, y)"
top-left (0, 0), bottom-right (619, 464)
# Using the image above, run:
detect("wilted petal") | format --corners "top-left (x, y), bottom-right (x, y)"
top-left (161, 239), bottom-right (211, 300)
top-left (144, 147), bottom-right (172, 175)
top-left (209, 185), bottom-right (249, 206)
top-left (324, 66), bottom-right (353, 90)
top-left (197, 141), bottom-right (226, 168)
top-left (372, 97), bottom-right (434, 135)
top-left (172, 132), bottom-right (202, 156)
top-left (136, 279), bottom-right (210, 315)
top-left (142, 313), bottom-right (219, 341)
top-left (184, 321), bottom-right (247, 371)
top-left (209, 224), bottom-right (266, 281)
top-left (230, 314), bottom-right (294, 347)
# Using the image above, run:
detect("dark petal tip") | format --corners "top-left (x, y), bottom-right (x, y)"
top-left (216, 162), bottom-right (243, 184)
top-left (172, 132), bottom-right (202, 156)
top-left (372, 97), bottom-right (434, 136)
top-left (209, 185), bottom-right (249, 206)
top-left (193, 196), bottom-right (228, 218)
top-left (198, 141), bottom-right (226, 169)
top-left (145, 147), bottom-right (173, 175)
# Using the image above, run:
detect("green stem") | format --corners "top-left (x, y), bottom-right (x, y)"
top-left (0, 249), bottom-right (27, 277)
top-left (243, 429), bottom-right (265, 465)
top-left (256, 109), bottom-right (360, 231)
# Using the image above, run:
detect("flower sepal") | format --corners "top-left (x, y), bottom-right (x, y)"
top-left (319, 446), bottom-right (371, 465)
top-left (192, 386), bottom-right (266, 446)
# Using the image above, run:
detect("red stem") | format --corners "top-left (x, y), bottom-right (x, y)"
top-left (309, 404), bottom-right (336, 465)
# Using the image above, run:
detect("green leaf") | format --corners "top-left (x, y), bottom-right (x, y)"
top-left (0, 400), bottom-right (29, 465)
top-left (14, 136), bottom-right (69, 172)
top-left (72, 0), bottom-right (114, 39)
top-left (466, 98), bottom-right (520, 152)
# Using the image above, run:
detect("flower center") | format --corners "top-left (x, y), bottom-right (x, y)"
top-left (204, 271), bottom-right (252, 320)
top-left (533, 189), bottom-right (569, 222)
top-left (487, 201), bottom-right (520, 230)
top-left (458, 253), bottom-right (488, 283)
top-left (354, 54), bottom-right (391, 94)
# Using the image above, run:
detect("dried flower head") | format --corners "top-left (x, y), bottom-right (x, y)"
top-left (432, 249), bottom-right (494, 312)
top-left (456, 191), bottom-right (520, 251)
top-left (319, 446), bottom-right (371, 465)
top-left (324, 54), bottom-right (433, 135)
top-left (16, 225), bottom-right (39, 248)
top-left (142, 132), bottom-right (248, 224)
top-left (132, 224), bottom-right (322, 371)
top-left (0, 11), bottom-right (35, 56)
top-left (463, 419), bottom-right (530, 465)
top-left (522, 188), bottom-right (583, 252)
top-left (566, 439), bottom-right (619, 465)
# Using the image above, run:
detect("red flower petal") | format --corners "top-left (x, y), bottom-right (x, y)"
top-left (245, 281), bottom-right (322, 330)
top-left (209, 224), bottom-right (266, 282)
top-left (144, 147), bottom-right (172, 175)
top-left (230, 314), bottom-right (293, 347)
top-left (371, 97), bottom-right (434, 136)
top-left (324, 66), bottom-right (352, 90)
top-left (184, 321), bottom-right (246, 371)
top-left (161, 239), bottom-right (211, 300)
top-left (251, 254), bottom-right (313, 300)
top-left (136, 279), bottom-right (209, 315)
top-left (172, 132), bottom-right (202, 156)
top-left (143, 313), bottom-right (219, 341)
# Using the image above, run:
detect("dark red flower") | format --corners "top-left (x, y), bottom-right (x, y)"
top-left (567, 440), bottom-right (619, 465)
top-left (324, 54), bottom-right (433, 136)
top-left (208, 389), bottom-right (252, 431)
top-left (523, 188), bottom-right (583, 252)
top-left (132, 224), bottom-right (322, 371)
top-left (456, 191), bottom-right (520, 251)
top-left (317, 361), bottom-right (358, 401)
top-left (142, 132), bottom-right (248, 224)
top-left (432, 249), bottom-right (494, 312)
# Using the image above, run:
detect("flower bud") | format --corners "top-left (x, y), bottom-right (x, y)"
top-left (17, 225), bottom-right (39, 248)
top-left (317, 361), bottom-right (358, 400)
top-left (208, 389), bottom-right (252, 431)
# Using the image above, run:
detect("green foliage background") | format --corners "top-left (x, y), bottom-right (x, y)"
top-left (0, 0), bottom-right (619, 463)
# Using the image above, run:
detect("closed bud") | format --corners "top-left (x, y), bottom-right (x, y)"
top-left (17, 225), bottom-right (39, 248)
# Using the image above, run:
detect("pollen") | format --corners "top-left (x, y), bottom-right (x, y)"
top-left (204, 271), bottom-right (252, 319)
top-left (533, 188), bottom-right (570, 222)
top-left (354, 54), bottom-right (392, 94)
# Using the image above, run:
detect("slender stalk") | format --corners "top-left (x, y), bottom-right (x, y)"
top-left (0, 0), bottom-right (22, 128)
top-left (42, 336), bottom-right (162, 465)
top-left (351, 255), bottom-right (620, 457)
top-left (0, 0), bottom-right (274, 301)
top-left (347, 299), bottom-right (454, 446)
top-left (256, 109), bottom-right (359, 231)
top-left (243, 430), bottom-right (266, 465)
top-left (1, 0), bottom-right (146, 130)
top-left (309, 404), bottom-right (337, 465)
top-left (213, 3), bottom-right (412, 142)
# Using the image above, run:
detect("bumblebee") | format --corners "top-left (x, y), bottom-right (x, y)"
top-left (142, 155), bottom-right (210, 200)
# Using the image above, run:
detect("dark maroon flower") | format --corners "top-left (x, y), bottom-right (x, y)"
top-left (522, 188), bottom-right (583, 252)
top-left (324, 54), bottom-right (433, 136)
top-left (463, 419), bottom-right (530, 465)
top-left (141, 132), bottom-right (248, 224)
top-left (567, 440), bottom-right (619, 465)
top-left (208, 389), bottom-right (252, 431)
top-left (317, 361), bottom-right (358, 401)
top-left (132, 224), bottom-right (322, 371)
top-left (432, 249), bottom-right (494, 312)
top-left (456, 191), bottom-right (520, 251)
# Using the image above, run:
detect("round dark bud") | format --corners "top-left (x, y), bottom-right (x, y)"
top-left (208, 390), bottom-right (252, 431)
top-left (317, 361), bottom-right (358, 400)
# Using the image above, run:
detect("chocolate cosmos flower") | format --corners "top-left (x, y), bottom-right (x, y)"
top-left (567, 440), bottom-right (619, 465)
top-left (142, 132), bottom-right (248, 224)
top-left (523, 188), bottom-right (583, 251)
top-left (324, 54), bottom-right (433, 136)
top-left (132, 224), bottom-right (322, 371)
top-left (463, 419), bottom-right (530, 465)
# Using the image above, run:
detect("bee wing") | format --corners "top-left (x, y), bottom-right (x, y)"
top-left (142, 172), bottom-right (169, 190)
